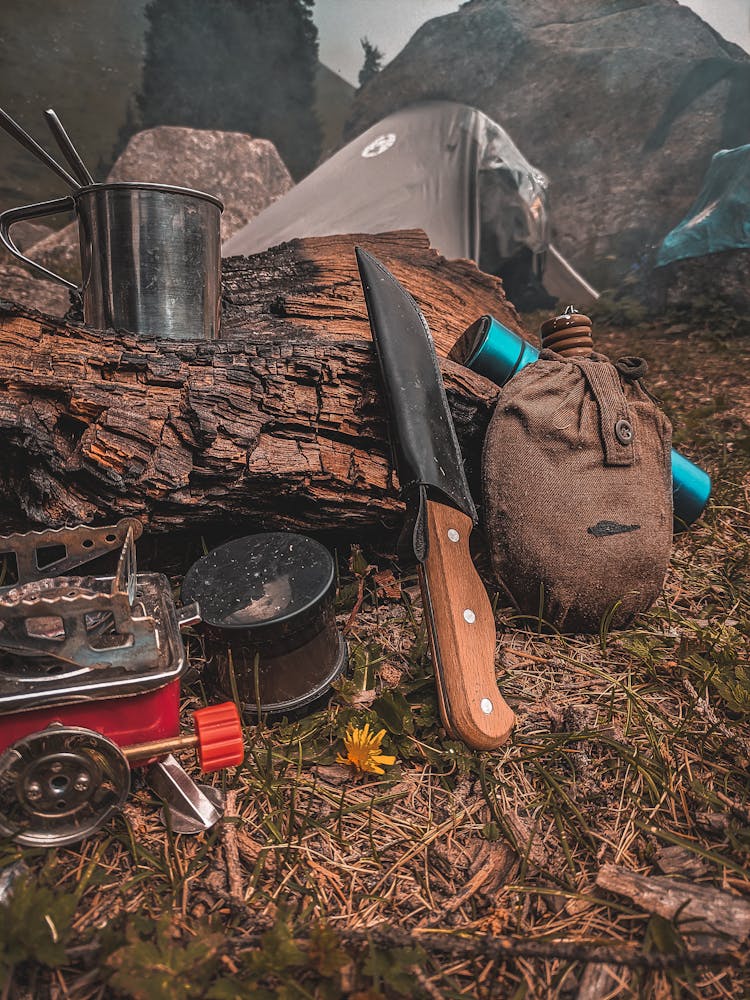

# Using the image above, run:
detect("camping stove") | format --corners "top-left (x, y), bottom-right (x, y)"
top-left (0, 520), bottom-right (244, 847)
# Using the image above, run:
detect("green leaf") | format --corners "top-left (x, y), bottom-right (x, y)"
top-left (0, 876), bottom-right (77, 975)
top-left (244, 915), bottom-right (306, 978)
top-left (483, 821), bottom-right (502, 842)
top-left (206, 981), bottom-right (267, 1000)
top-left (372, 690), bottom-right (414, 736)
top-left (643, 914), bottom-right (686, 958)
top-left (349, 546), bottom-right (372, 578)
top-left (106, 915), bottom-right (224, 1000)
top-left (363, 945), bottom-right (425, 996)
top-left (205, 982), bottom-right (243, 999)
top-left (308, 923), bottom-right (348, 978)
top-left (335, 581), bottom-right (360, 613)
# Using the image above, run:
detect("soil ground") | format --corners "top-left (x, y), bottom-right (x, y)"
top-left (1, 320), bottom-right (748, 999)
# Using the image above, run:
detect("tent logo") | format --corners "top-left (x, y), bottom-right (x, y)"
top-left (361, 133), bottom-right (397, 158)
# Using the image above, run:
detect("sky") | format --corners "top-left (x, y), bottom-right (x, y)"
top-left (313, 0), bottom-right (750, 86)
top-left (313, 0), bottom-right (462, 84)
top-left (686, 0), bottom-right (750, 52)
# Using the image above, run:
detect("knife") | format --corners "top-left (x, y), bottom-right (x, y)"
top-left (356, 248), bottom-right (515, 750)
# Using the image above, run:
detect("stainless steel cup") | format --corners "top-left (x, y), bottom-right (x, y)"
top-left (0, 182), bottom-right (223, 340)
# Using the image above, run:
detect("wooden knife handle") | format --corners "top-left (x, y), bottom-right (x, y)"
top-left (419, 500), bottom-right (515, 750)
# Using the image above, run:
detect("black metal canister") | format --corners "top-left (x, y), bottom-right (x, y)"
top-left (182, 533), bottom-right (346, 716)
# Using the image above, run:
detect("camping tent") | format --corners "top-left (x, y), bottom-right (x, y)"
top-left (223, 101), bottom-right (597, 308)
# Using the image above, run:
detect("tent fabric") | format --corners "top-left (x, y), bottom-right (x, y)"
top-left (543, 244), bottom-right (599, 305)
top-left (657, 144), bottom-right (750, 266)
top-left (223, 101), bottom-right (550, 266)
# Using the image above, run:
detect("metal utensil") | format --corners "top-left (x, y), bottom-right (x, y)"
top-left (43, 108), bottom-right (95, 186)
top-left (182, 533), bottom-right (347, 716)
top-left (0, 106), bottom-right (78, 190)
top-left (0, 182), bottom-right (223, 340)
top-left (356, 247), bottom-right (515, 750)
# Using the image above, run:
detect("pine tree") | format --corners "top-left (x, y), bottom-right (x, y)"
top-left (358, 37), bottom-right (383, 90)
top-left (137, 0), bottom-right (321, 179)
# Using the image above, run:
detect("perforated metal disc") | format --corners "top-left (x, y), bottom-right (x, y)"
top-left (0, 726), bottom-right (130, 846)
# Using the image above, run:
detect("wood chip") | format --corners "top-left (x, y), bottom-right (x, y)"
top-left (654, 845), bottom-right (709, 878)
top-left (576, 963), bottom-right (627, 1000)
top-left (442, 841), bottom-right (516, 914)
top-left (596, 863), bottom-right (750, 942)
top-left (221, 789), bottom-right (244, 904)
top-left (373, 569), bottom-right (402, 600)
top-left (505, 811), bottom-right (551, 870)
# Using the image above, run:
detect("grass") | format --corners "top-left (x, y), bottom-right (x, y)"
top-left (1, 320), bottom-right (749, 998)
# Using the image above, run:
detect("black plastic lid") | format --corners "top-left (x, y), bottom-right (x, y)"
top-left (182, 533), bottom-right (335, 630)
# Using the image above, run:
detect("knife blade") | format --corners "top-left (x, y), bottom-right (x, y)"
top-left (356, 247), bottom-right (514, 750)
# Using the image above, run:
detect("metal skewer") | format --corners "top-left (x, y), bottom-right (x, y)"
top-left (0, 106), bottom-right (79, 190)
top-left (43, 108), bottom-right (95, 187)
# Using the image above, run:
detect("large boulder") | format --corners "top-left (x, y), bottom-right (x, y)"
top-left (5, 126), bottom-right (293, 305)
top-left (345, 0), bottom-right (750, 288)
top-left (0, 221), bottom-right (53, 263)
top-left (107, 127), bottom-right (293, 240)
top-left (648, 251), bottom-right (750, 323)
top-left (0, 223), bottom-right (67, 316)
top-left (0, 263), bottom-right (70, 316)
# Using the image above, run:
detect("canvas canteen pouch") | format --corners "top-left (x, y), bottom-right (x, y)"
top-left (482, 350), bottom-right (673, 632)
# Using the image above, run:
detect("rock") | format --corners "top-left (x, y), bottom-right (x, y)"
top-left (649, 249), bottom-right (750, 321)
top-left (345, 0), bottom-right (750, 288)
top-left (0, 222), bottom-right (54, 278)
top-left (0, 221), bottom-right (56, 274)
top-left (0, 221), bottom-right (54, 259)
top-left (107, 127), bottom-right (293, 239)
top-left (15, 126), bottom-right (294, 308)
top-left (0, 263), bottom-right (70, 317)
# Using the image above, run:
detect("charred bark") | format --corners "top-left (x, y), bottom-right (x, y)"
top-left (220, 228), bottom-right (525, 356)
top-left (0, 230), bottom-right (523, 533)
top-left (0, 309), bottom-right (499, 533)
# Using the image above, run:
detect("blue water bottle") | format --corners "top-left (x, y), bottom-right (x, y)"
top-left (451, 314), bottom-right (711, 530)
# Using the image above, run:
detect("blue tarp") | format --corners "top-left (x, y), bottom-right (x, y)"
top-left (657, 144), bottom-right (750, 266)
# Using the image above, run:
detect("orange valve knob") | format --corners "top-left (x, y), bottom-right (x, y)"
top-left (192, 702), bottom-right (245, 772)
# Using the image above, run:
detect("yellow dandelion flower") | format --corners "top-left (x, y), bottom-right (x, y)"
top-left (336, 722), bottom-right (396, 775)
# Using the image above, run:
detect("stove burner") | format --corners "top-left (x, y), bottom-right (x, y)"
top-left (0, 726), bottom-right (130, 846)
top-left (0, 518), bottom-right (245, 848)
top-left (0, 520), bottom-right (195, 716)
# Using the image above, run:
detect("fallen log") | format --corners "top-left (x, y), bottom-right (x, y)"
top-left (596, 863), bottom-right (750, 945)
top-left (0, 230), bottom-right (522, 533)
top-left (0, 309), bottom-right (499, 533)
top-left (220, 228), bottom-right (526, 355)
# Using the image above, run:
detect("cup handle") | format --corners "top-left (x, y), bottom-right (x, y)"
top-left (0, 196), bottom-right (78, 290)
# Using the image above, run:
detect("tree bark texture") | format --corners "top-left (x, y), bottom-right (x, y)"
top-left (596, 863), bottom-right (750, 944)
top-left (220, 228), bottom-right (526, 355)
top-left (0, 309), bottom-right (499, 534)
top-left (0, 230), bottom-right (526, 532)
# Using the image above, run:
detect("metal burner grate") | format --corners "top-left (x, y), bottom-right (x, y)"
top-left (0, 520), bottom-right (195, 715)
